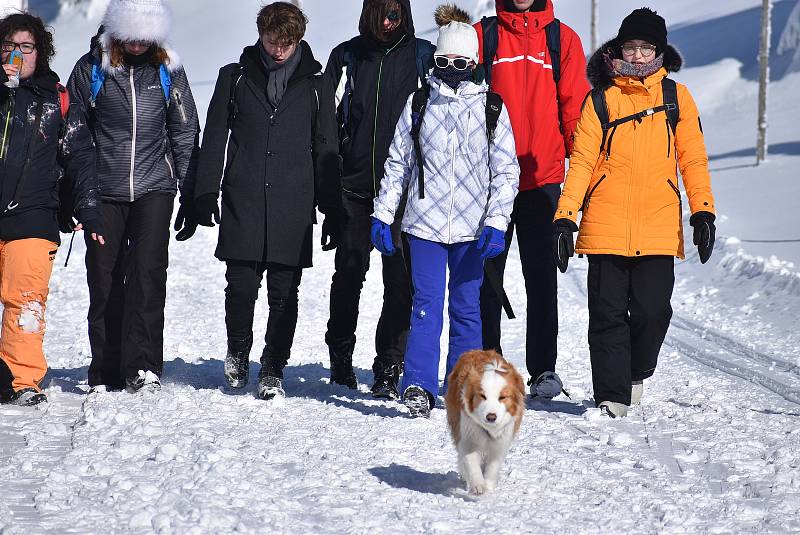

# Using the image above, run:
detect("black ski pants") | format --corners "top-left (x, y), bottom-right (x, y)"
top-left (325, 194), bottom-right (411, 373)
top-left (587, 254), bottom-right (675, 406)
top-left (225, 260), bottom-right (302, 379)
top-left (480, 184), bottom-right (560, 378)
top-left (85, 192), bottom-right (173, 387)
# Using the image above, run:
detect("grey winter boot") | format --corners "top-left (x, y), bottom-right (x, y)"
top-left (631, 380), bottom-right (644, 405)
top-left (224, 335), bottom-right (253, 389)
top-left (598, 401), bottom-right (629, 419)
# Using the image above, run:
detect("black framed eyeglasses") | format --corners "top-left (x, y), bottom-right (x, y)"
top-left (434, 56), bottom-right (471, 71)
top-left (621, 43), bottom-right (657, 57)
top-left (2, 41), bottom-right (35, 54)
top-left (386, 10), bottom-right (400, 22)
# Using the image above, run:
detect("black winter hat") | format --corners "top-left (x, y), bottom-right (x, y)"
top-left (616, 8), bottom-right (667, 54)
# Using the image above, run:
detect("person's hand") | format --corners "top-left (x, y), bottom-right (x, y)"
top-left (370, 217), bottom-right (395, 256)
top-left (476, 226), bottom-right (506, 261)
top-left (321, 213), bottom-right (341, 252)
top-left (76, 219), bottom-right (106, 246)
top-left (195, 194), bottom-right (220, 227)
top-left (2, 64), bottom-right (20, 79)
top-left (690, 211), bottom-right (716, 264)
top-left (174, 198), bottom-right (198, 241)
top-left (553, 218), bottom-right (578, 273)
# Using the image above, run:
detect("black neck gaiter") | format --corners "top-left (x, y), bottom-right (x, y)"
top-left (434, 66), bottom-right (474, 90)
top-left (123, 47), bottom-right (155, 67)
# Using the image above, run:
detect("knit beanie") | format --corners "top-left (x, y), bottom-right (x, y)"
top-left (435, 21), bottom-right (479, 65)
top-left (616, 8), bottom-right (667, 54)
top-left (102, 0), bottom-right (173, 44)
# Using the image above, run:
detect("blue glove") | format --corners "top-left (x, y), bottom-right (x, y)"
top-left (477, 226), bottom-right (505, 260)
top-left (370, 217), bottom-right (396, 256)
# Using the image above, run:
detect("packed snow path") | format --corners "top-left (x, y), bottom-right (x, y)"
top-left (1, 226), bottom-right (799, 534)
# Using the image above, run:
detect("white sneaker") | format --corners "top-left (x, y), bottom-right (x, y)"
top-left (631, 380), bottom-right (643, 405)
top-left (598, 401), bottom-right (629, 419)
top-left (529, 371), bottom-right (563, 399)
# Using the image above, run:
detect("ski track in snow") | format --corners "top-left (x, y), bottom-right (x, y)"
top-left (1, 227), bottom-right (799, 534)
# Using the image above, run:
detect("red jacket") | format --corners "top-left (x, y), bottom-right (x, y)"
top-left (475, 1), bottom-right (590, 191)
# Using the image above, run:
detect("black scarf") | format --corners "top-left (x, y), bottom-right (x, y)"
top-left (258, 41), bottom-right (302, 109)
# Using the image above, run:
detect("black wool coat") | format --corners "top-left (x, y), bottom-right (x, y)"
top-left (195, 41), bottom-right (340, 267)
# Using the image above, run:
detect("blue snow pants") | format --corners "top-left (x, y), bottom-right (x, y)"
top-left (401, 235), bottom-right (485, 399)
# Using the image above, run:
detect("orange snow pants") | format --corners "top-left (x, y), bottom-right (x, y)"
top-left (0, 238), bottom-right (57, 392)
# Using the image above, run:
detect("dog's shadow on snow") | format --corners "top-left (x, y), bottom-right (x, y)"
top-left (163, 359), bottom-right (407, 418)
top-left (369, 464), bottom-right (473, 500)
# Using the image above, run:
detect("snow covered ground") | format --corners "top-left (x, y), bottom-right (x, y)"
top-left (2, 0), bottom-right (800, 533)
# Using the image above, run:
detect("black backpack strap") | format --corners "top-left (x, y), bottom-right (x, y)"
top-left (414, 38), bottom-right (435, 88)
top-left (545, 19), bottom-right (562, 84)
top-left (5, 95), bottom-right (44, 213)
top-left (481, 16), bottom-right (499, 87)
top-left (227, 64), bottom-right (244, 130)
top-left (661, 77), bottom-right (679, 134)
top-left (590, 87), bottom-right (610, 155)
top-left (485, 91), bottom-right (503, 145)
top-left (340, 37), bottom-right (359, 134)
top-left (410, 87), bottom-right (430, 199)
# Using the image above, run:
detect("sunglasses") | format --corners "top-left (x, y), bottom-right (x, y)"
top-left (434, 56), bottom-right (471, 71)
top-left (386, 10), bottom-right (400, 22)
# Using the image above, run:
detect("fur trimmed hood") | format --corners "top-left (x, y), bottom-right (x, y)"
top-left (587, 39), bottom-right (683, 89)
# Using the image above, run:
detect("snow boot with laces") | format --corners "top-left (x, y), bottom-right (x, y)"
top-left (371, 361), bottom-right (402, 400)
top-left (529, 370), bottom-right (564, 399)
top-left (224, 335), bottom-right (253, 389)
top-left (257, 375), bottom-right (285, 400)
top-left (403, 385), bottom-right (433, 418)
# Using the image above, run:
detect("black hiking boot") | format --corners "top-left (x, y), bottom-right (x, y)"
top-left (257, 375), bottom-right (285, 400)
top-left (329, 349), bottom-right (357, 389)
top-left (224, 335), bottom-right (253, 389)
top-left (371, 362), bottom-right (402, 400)
top-left (403, 386), bottom-right (433, 418)
top-left (2, 387), bottom-right (47, 406)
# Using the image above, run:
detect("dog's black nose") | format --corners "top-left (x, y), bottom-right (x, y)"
top-left (486, 413), bottom-right (497, 422)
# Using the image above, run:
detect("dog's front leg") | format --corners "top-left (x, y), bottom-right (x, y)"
top-left (482, 451), bottom-right (506, 492)
top-left (458, 445), bottom-right (487, 495)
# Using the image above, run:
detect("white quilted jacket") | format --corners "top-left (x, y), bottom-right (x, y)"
top-left (373, 76), bottom-right (519, 244)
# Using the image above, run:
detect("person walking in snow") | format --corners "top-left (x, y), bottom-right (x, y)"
top-left (67, 0), bottom-right (200, 394)
top-left (193, 2), bottom-right (339, 400)
top-left (553, 8), bottom-right (716, 418)
top-left (475, 0), bottom-right (590, 399)
top-left (320, 0), bottom-right (435, 399)
top-left (0, 12), bottom-right (101, 406)
top-left (372, 9), bottom-right (520, 418)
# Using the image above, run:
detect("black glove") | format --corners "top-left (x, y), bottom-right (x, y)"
top-left (174, 198), bottom-right (198, 241)
top-left (320, 213), bottom-right (341, 252)
top-left (58, 212), bottom-right (78, 234)
top-left (195, 193), bottom-right (220, 227)
top-left (80, 216), bottom-right (104, 238)
top-left (553, 218), bottom-right (578, 273)
top-left (690, 211), bottom-right (716, 264)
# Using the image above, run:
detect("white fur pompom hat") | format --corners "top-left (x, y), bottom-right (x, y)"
top-left (102, 0), bottom-right (173, 45)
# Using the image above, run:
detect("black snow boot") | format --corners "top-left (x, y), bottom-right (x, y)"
top-left (257, 375), bottom-right (285, 400)
top-left (329, 349), bottom-right (358, 389)
top-left (2, 387), bottom-right (47, 406)
top-left (371, 361), bottom-right (402, 400)
top-left (224, 335), bottom-right (253, 389)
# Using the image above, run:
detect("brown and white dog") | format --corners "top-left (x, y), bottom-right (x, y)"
top-left (445, 350), bottom-right (525, 495)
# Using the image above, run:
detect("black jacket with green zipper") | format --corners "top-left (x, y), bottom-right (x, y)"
top-left (0, 68), bottom-right (100, 245)
top-left (323, 0), bottom-right (431, 200)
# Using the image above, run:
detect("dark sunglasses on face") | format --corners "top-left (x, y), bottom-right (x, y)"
top-left (434, 56), bottom-right (471, 71)
top-left (2, 41), bottom-right (35, 54)
top-left (386, 10), bottom-right (400, 22)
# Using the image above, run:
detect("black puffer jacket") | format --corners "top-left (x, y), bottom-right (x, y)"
top-left (0, 69), bottom-right (100, 245)
top-left (194, 41), bottom-right (339, 267)
top-left (67, 39), bottom-right (199, 202)
top-left (323, 0), bottom-right (432, 200)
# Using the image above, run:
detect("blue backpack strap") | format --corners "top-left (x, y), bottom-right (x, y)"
top-left (414, 38), bottom-right (435, 88)
top-left (89, 58), bottom-right (105, 107)
top-left (481, 16), bottom-right (499, 87)
top-left (545, 19), bottom-right (562, 84)
top-left (159, 64), bottom-right (172, 105)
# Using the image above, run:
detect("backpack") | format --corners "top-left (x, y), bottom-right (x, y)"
top-left (338, 37), bottom-right (435, 138)
top-left (480, 16), bottom-right (561, 87)
top-left (409, 88), bottom-right (504, 200)
top-left (590, 77), bottom-right (680, 160)
top-left (88, 57), bottom-right (172, 107)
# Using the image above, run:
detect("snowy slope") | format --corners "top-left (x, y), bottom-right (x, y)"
top-left (1, 1), bottom-right (800, 533)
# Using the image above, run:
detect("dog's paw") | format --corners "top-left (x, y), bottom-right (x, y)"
top-left (469, 482), bottom-right (488, 495)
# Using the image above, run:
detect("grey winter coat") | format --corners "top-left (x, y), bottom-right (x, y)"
top-left (67, 45), bottom-right (200, 202)
top-left (373, 77), bottom-right (519, 244)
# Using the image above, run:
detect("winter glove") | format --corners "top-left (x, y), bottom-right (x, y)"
top-left (195, 193), bottom-right (220, 227)
top-left (477, 226), bottom-right (506, 261)
top-left (553, 218), bottom-right (578, 273)
top-left (370, 217), bottom-right (395, 256)
top-left (79, 216), bottom-right (104, 238)
top-left (690, 211), bottom-right (716, 264)
top-left (174, 198), bottom-right (198, 241)
top-left (58, 212), bottom-right (78, 234)
top-left (320, 213), bottom-right (341, 252)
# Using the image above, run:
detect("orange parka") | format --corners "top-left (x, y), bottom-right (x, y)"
top-left (555, 43), bottom-right (715, 259)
